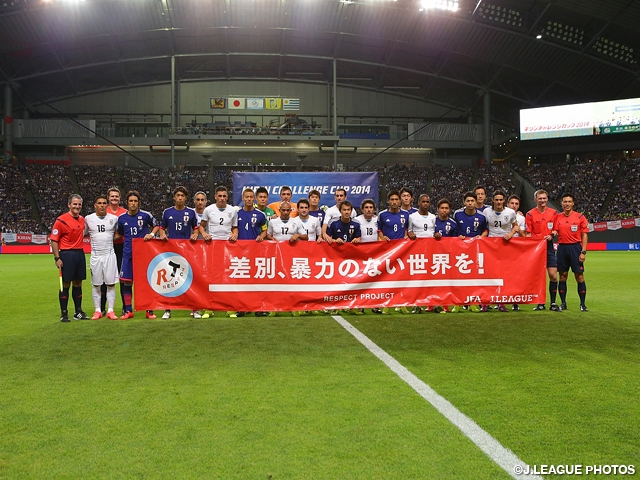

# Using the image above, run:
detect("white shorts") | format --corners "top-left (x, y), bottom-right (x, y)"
top-left (90, 253), bottom-right (119, 286)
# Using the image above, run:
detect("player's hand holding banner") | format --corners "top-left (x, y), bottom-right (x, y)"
top-left (132, 238), bottom-right (546, 312)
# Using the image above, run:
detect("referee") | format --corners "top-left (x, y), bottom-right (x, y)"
top-left (51, 194), bottom-right (90, 322)
top-left (553, 193), bottom-right (589, 312)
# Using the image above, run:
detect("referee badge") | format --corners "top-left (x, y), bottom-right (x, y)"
top-left (571, 225), bottom-right (578, 232)
top-left (547, 222), bottom-right (554, 229)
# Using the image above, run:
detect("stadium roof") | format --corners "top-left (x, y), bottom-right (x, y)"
top-left (1, 0), bottom-right (639, 126)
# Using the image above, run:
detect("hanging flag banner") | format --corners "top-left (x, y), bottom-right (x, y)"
top-left (283, 98), bottom-right (300, 110)
top-left (265, 98), bottom-right (282, 110)
top-left (232, 171), bottom-right (378, 207)
top-left (246, 98), bottom-right (264, 110)
top-left (228, 98), bottom-right (245, 109)
top-left (132, 237), bottom-right (547, 311)
top-left (210, 98), bottom-right (226, 109)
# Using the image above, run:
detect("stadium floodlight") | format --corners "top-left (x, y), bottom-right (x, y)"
top-left (476, 3), bottom-right (522, 29)
top-left (542, 20), bottom-right (584, 47)
top-left (420, 0), bottom-right (458, 12)
top-left (593, 37), bottom-right (636, 65)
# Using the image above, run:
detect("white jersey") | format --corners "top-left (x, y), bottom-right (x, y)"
top-left (201, 204), bottom-right (238, 240)
top-left (85, 212), bottom-right (118, 255)
top-left (324, 204), bottom-right (356, 228)
top-left (194, 209), bottom-right (205, 224)
top-left (268, 217), bottom-right (306, 241)
top-left (355, 214), bottom-right (379, 243)
top-left (408, 211), bottom-right (436, 238)
top-left (298, 216), bottom-right (322, 241)
top-left (514, 212), bottom-right (526, 237)
top-left (484, 207), bottom-right (518, 237)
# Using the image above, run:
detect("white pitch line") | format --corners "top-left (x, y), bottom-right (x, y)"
top-left (210, 278), bottom-right (503, 292)
top-left (332, 315), bottom-right (542, 480)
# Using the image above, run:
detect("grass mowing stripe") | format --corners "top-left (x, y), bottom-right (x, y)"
top-left (332, 314), bottom-right (542, 480)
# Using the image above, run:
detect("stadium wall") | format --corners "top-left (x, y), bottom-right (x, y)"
top-left (45, 81), bottom-right (461, 123)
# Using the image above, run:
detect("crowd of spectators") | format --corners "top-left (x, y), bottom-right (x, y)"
top-left (429, 165), bottom-right (475, 210)
top-left (0, 164), bottom-right (40, 233)
top-left (26, 164), bottom-right (75, 232)
top-left (3, 160), bottom-right (640, 235)
top-left (515, 162), bottom-right (568, 202)
top-left (383, 164), bottom-right (431, 205)
top-left (119, 167), bottom-right (170, 218)
top-left (563, 158), bottom-right (620, 221)
top-left (74, 165), bottom-right (124, 215)
top-left (602, 157), bottom-right (640, 220)
top-left (475, 164), bottom-right (517, 198)
top-left (167, 167), bottom-right (210, 202)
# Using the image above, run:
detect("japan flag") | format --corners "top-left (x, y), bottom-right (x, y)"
top-left (228, 98), bottom-right (245, 109)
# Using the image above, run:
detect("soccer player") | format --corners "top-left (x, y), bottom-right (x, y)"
top-left (355, 199), bottom-right (378, 244)
top-left (554, 193), bottom-right (589, 312)
top-left (51, 194), bottom-right (89, 322)
top-left (84, 195), bottom-right (120, 320)
top-left (353, 198), bottom-right (380, 314)
top-left (297, 198), bottom-right (322, 242)
top-left (117, 190), bottom-right (159, 319)
top-left (267, 202), bottom-right (307, 242)
top-left (377, 190), bottom-right (409, 313)
top-left (268, 185), bottom-right (298, 217)
top-left (192, 191), bottom-right (210, 319)
top-left (432, 198), bottom-right (459, 314)
top-left (193, 190), bottom-right (208, 225)
top-left (407, 194), bottom-right (436, 240)
top-left (483, 190), bottom-right (519, 312)
top-left (508, 195), bottom-right (526, 237)
top-left (433, 199), bottom-right (459, 239)
top-left (308, 189), bottom-right (325, 225)
top-left (326, 201), bottom-right (361, 244)
top-left (378, 190), bottom-right (409, 242)
top-left (474, 185), bottom-right (489, 212)
top-left (199, 186), bottom-right (238, 242)
top-left (453, 192), bottom-right (488, 313)
top-left (525, 189), bottom-right (560, 312)
top-left (232, 188), bottom-right (268, 318)
top-left (237, 188), bottom-right (268, 242)
top-left (322, 188), bottom-right (356, 242)
top-left (255, 187), bottom-right (276, 221)
top-left (157, 186), bottom-right (200, 319)
top-left (453, 191), bottom-right (488, 239)
top-left (400, 187), bottom-right (418, 215)
top-left (105, 187), bottom-right (127, 315)
top-left (508, 194), bottom-right (526, 311)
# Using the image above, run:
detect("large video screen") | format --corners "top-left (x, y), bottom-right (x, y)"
top-left (520, 97), bottom-right (640, 140)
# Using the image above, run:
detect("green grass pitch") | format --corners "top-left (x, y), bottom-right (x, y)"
top-left (0, 252), bottom-right (638, 478)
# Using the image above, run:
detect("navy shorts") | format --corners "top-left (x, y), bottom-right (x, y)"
top-left (60, 249), bottom-right (87, 282)
top-left (557, 243), bottom-right (584, 274)
top-left (120, 255), bottom-right (134, 282)
top-left (546, 240), bottom-right (557, 268)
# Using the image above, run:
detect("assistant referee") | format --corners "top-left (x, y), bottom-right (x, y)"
top-left (51, 194), bottom-right (89, 322)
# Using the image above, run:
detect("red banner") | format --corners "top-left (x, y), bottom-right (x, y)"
top-left (621, 219), bottom-right (635, 229)
top-left (593, 222), bottom-right (608, 232)
top-left (132, 237), bottom-right (547, 312)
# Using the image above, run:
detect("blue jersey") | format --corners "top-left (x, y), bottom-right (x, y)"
top-left (402, 207), bottom-right (418, 215)
top-left (327, 219), bottom-right (361, 243)
top-left (378, 209), bottom-right (409, 240)
top-left (308, 209), bottom-right (325, 225)
top-left (237, 208), bottom-right (267, 240)
top-left (434, 218), bottom-right (459, 237)
top-left (453, 208), bottom-right (487, 237)
top-left (117, 210), bottom-right (158, 257)
top-left (161, 206), bottom-right (199, 239)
